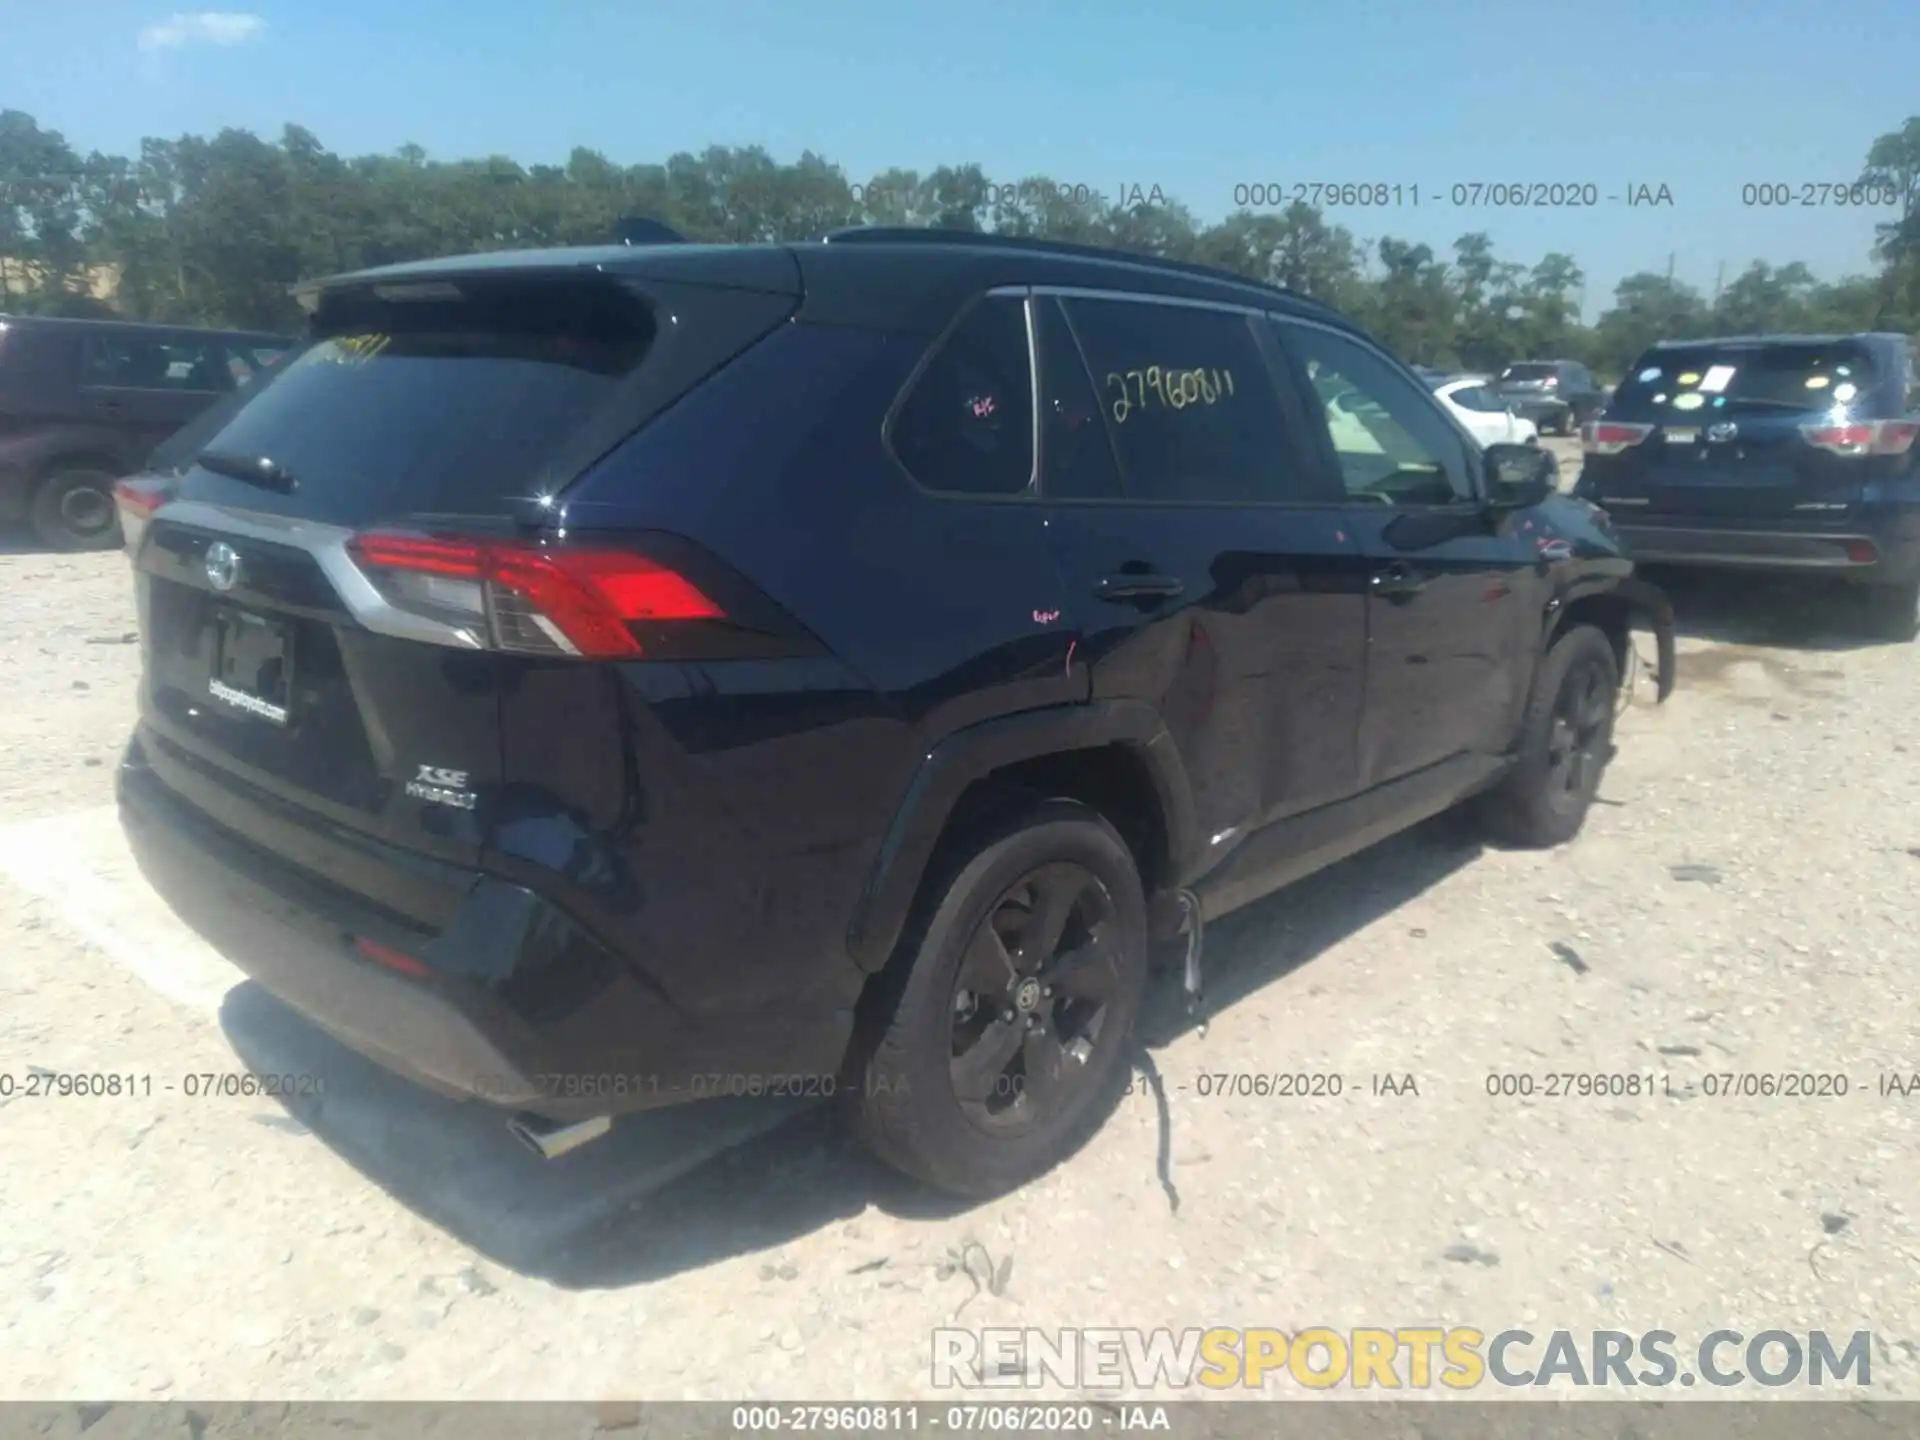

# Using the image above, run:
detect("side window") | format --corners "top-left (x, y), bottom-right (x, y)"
top-left (0, 326), bottom-right (78, 397)
top-left (82, 337), bottom-right (232, 393)
top-left (889, 296), bottom-right (1035, 496)
top-left (1034, 300), bottom-right (1125, 500)
top-left (1279, 322), bottom-right (1476, 507)
top-left (1058, 296), bottom-right (1298, 503)
top-left (1450, 385), bottom-right (1495, 412)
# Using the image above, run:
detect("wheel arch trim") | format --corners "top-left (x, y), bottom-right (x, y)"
top-left (845, 701), bottom-right (1198, 973)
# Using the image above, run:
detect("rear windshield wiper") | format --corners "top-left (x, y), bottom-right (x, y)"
top-left (195, 450), bottom-right (299, 494)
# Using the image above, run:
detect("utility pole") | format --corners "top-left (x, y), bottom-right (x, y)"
top-left (1712, 261), bottom-right (1725, 303)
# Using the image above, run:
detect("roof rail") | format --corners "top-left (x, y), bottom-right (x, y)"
top-left (821, 225), bottom-right (1301, 302)
top-left (614, 215), bottom-right (688, 246)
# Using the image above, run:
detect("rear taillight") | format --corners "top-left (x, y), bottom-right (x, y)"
top-left (113, 476), bottom-right (172, 552)
top-left (353, 936), bottom-right (431, 978)
top-left (1799, 420), bottom-right (1920, 456)
top-left (346, 530), bottom-right (726, 659)
top-left (1581, 421), bottom-right (1654, 455)
top-left (1844, 539), bottom-right (1880, 564)
top-left (1542, 376), bottom-right (1559, 389)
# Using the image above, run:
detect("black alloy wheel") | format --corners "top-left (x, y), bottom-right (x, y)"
top-left (1544, 652), bottom-right (1612, 814)
top-left (851, 798), bottom-right (1149, 1196)
top-left (947, 861), bottom-right (1123, 1132)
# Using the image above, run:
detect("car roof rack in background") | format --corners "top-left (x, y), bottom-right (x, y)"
top-left (822, 225), bottom-right (1303, 304)
top-left (614, 216), bottom-right (688, 246)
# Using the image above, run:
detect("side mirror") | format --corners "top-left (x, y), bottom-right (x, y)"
top-left (1484, 442), bottom-right (1555, 508)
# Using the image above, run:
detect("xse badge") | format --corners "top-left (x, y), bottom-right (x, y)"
top-left (405, 764), bottom-right (478, 811)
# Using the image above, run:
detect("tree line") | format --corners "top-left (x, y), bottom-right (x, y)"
top-left (3, 109), bottom-right (1917, 379)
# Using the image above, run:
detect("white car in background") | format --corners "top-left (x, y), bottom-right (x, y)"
top-left (1429, 374), bottom-right (1541, 447)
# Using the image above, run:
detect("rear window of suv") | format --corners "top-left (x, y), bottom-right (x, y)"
top-left (1608, 342), bottom-right (1881, 421)
top-left (176, 278), bottom-right (656, 524)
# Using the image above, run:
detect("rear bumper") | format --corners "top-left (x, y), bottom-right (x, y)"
top-left (1609, 519), bottom-right (1920, 584)
top-left (117, 732), bottom-right (855, 1120)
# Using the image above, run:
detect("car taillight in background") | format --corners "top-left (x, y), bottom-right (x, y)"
top-left (345, 530), bottom-right (727, 658)
top-left (1581, 421), bottom-right (1654, 455)
top-left (113, 476), bottom-right (172, 553)
top-left (1799, 420), bottom-right (1920, 456)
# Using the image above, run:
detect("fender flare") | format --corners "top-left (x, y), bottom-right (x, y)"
top-left (1543, 575), bottom-right (1676, 706)
top-left (1613, 575), bottom-right (1677, 703)
top-left (844, 700), bottom-right (1199, 973)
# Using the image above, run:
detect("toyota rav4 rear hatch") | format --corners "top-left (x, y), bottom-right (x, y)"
top-left (1581, 340), bottom-right (1912, 520)
top-left (123, 258), bottom-right (799, 898)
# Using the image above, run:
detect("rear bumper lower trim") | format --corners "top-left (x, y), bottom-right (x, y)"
top-left (1611, 524), bottom-right (1881, 571)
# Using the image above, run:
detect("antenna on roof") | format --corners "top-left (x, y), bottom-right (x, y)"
top-left (614, 216), bottom-right (687, 246)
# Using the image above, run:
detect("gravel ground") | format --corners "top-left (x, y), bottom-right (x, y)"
top-left (2, 437), bottom-right (1917, 1405)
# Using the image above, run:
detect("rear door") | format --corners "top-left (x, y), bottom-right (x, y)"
top-left (77, 332), bottom-right (234, 457)
top-left (1587, 341), bottom-right (1890, 520)
top-left (131, 267), bottom-right (798, 872)
top-left (0, 322), bottom-right (81, 426)
top-left (1274, 318), bottom-right (1539, 789)
top-left (1032, 289), bottom-right (1369, 847)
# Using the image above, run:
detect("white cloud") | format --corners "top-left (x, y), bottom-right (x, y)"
top-left (137, 12), bottom-right (266, 53)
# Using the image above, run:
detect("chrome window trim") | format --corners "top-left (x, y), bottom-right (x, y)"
top-left (1021, 292), bottom-right (1042, 495)
top-left (1028, 283), bottom-right (1269, 319)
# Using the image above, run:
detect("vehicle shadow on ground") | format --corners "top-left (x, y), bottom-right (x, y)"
top-left (219, 815), bottom-right (1484, 1290)
top-left (0, 526), bottom-right (53, 556)
top-left (1650, 567), bottom-right (1888, 653)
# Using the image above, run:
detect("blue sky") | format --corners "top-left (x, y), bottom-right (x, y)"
top-left (6, 0), bottom-right (1915, 318)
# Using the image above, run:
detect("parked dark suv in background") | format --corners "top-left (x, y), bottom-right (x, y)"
top-left (1496, 359), bottom-right (1606, 436)
top-left (0, 315), bottom-right (292, 549)
top-left (1574, 333), bottom-right (1920, 638)
top-left (113, 229), bottom-right (1674, 1196)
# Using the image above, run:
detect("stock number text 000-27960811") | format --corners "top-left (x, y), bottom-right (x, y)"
top-left (1104, 366), bottom-right (1236, 425)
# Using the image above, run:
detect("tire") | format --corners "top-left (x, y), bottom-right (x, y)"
top-left (30, 468), bottom-right (124, 552)
top-left (1478, 625), bottom-right (1620, 848)
top-left (1859, 579), bottom-right (1920, 642)
top-left (851, 798), bottom-right (1150, 1197)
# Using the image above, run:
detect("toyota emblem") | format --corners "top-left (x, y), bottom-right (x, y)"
top-left (204, 541), bottom-right (241, 592)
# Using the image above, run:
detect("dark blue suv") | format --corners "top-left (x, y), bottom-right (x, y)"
top-left (112, 229), bottom-right (1674, 1195)
top-left (1574, 333), bottom-right (1920, 638)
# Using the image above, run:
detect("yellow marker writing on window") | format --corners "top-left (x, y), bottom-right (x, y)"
top-left (1103, 367), bottom-right (1236, 424)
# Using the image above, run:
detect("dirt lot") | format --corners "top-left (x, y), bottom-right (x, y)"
top-left (2, 435), bottom-right (1917, 1404)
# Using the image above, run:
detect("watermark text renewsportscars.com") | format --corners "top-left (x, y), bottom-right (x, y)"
top-left (932, 1327), bottom-right (1872, 1391)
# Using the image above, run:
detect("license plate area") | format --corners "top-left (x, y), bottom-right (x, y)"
top-left (209, 608), bottom-right (293, 726)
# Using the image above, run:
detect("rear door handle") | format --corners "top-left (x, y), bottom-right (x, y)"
top-left (1370, 563), bottom-right (1427, 599)
top-left (1094, 573), bottom-right (1185, 603)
